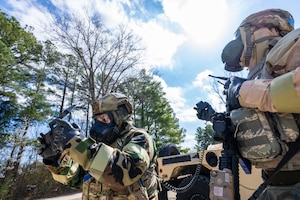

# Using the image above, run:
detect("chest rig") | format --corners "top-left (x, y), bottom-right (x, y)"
top-left (82, 128), bottom-right (157, 200)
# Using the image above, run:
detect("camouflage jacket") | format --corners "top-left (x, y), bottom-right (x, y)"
top-left (45, 122), bottom-right (158, 200)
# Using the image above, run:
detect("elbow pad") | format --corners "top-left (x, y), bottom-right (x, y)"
top-left (270, 71), bottom-right (300, 113)
top-left (89, 143), bottom-right (114, 181)
top-left (66, 137), bottom-right (114, 181)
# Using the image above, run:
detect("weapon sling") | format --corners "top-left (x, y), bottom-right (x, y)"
top-left (248, 134), bottom-right (300, 200)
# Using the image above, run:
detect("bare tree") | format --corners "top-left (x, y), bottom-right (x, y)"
top-left (44, 9), bottom-right (145, 102)
top-left (209, 71), bottom-right (247, 106)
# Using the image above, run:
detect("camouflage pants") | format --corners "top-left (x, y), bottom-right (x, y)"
top-left (82, 179), bottom-right (158, 200)
top-left (257, 183), bottom-right (300, 200)
top-left (82, 180), bottom-right (128, 200)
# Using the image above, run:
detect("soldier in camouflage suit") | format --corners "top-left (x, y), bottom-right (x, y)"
top-left (220, 9), bottom-right (300, 200)
top-left (39, 93), bottom-right (158, 200)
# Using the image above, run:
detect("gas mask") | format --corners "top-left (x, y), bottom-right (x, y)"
top-left (89, 113), bottom-right (120, 145)
top-left (221, 33), bottom-right (244, 72)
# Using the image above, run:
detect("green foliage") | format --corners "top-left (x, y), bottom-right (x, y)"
top-left (0, 11), bottom-right (42, 88)
top-left (0, 161), bottom-right (79, 200)
top-left (195, 124), bottom-right (217, 151)
top-left (0, 10), bottom-right (51, 127)
top-left (0, 11), bottom-right (54, 196)
top-left (0, 8), bottom-right (195, 198)
top-left (118, 69), bottom-right (187, 151)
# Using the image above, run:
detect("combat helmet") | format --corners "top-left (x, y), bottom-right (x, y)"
top-left (92, 93), bottom-right (133, 126)
top-left (221, 8), bottom-right (294, 77)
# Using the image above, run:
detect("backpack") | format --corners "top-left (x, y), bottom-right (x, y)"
top-left (264, 28), bottom-right (300, 77)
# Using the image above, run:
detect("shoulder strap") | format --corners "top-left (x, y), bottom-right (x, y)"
top-left (247, 60), bottom-right (265, 79)
top-left (247, 39), bottom-right (278, 79)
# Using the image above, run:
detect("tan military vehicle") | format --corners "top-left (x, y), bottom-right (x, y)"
top-left (157, 143), bottom-right (263, 200)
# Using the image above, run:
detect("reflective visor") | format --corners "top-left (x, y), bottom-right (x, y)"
top-left (234, 28), bottom-right (241, 39)
top-left (287, 16), bottom-right (294, 28)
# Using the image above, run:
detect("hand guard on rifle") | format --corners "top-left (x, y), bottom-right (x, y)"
top-left (38, 119), bottom-right (83, 166)
top-left (42, 118), bottom-right (115, 172)
top-left (194, 101), bottom-right (216, 121)
top-left (51, 119), bottom-right (98, 170)
top-left (38, 134), bottom-right (61, 166)
top-left (224, 76), bottom-right (248, 111)
top-left (52, 119), bottom-right (84, 153)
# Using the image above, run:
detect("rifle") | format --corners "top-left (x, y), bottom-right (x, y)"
top-left (38, 105), bottom-right (77, 158)
top-left (199, 74), bottom-right (300, 200)
top-left (208, 74), bottom-right (227, 86)
top-left (195, 75), bottom-right (251, 200)
top-left (208, 74), bottom-right (228, 80)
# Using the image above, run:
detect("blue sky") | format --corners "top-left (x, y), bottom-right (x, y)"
top-left (1, 0), bottom-right (300, 149)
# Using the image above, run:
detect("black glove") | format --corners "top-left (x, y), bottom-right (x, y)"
top-left (224, 76), bottom-right (248, 111)
top-left (37, 134), bottom-right (60, 166)
top-left (194, 101), bottom-right (216, 121)
top-left (52, 119), bottom-right (83, 153)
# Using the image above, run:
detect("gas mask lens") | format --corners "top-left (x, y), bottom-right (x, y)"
top-left (221, 34), bottom-right (244, 72)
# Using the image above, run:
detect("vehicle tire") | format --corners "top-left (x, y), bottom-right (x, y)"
top-left (176, 175), bottom-right (210, 200)
top-left (158, 143), bottom-right (180, 157)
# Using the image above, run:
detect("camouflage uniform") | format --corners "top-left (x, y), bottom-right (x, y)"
top-left (222, 9), bottom-right (300, 199)
top-left (43, 93), bottom-right (159, 200)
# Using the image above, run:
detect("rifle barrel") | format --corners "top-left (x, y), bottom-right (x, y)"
top-left (208, 74), bottom-right (228, 80)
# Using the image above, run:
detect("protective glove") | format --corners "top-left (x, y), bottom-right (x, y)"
top-left (37, 134), bottom-right (60, 166)
top-left (194, 101), bottom-right (216, 121)
top-left (52, 119), bottom-right (84, 153)
top-left (224, 76), bottom-right (248, 111)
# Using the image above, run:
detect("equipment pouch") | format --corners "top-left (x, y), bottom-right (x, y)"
top-left (230, 108), bottom-right (281, 162)
top-left (273, 113), bottom-right (299, 143)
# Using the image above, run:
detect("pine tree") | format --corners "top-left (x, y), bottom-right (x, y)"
top-left (118, 69), bottom-right (186, 151)
top-left (194, 124), bottom-right (217, 151)
top-left (0, 11), bottom-right (52, 196)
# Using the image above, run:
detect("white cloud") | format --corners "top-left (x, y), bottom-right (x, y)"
top-left (192, 69), bottom-right (213, 88)
top-left (5, 0), bottom-right (50, 40)
top-left (93, 0), bottom-right (130, 27)
top-left (47, 0), bottom-right (130, 30)
top-left (131, 20), bottom-right (186, 68)
top-left (154, 75), bottom-right (196, 123)
top-left (153, 69), bottom-right (223, 125)
top-left (162, 0), bottom-right (230, 45)
top-left (48, 0), bottom-right (186, 68)
top-left (192, 69), bottom-right (226, 112)
top-left (6, 0), bottom-right (185, 69)
top-left (181, 133), bottom-right (197, 151)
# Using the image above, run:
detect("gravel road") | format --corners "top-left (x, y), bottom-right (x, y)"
top-left (37, 193), bottom-right (81, 200)
top-left (39, 191), bottom-right (176, 200)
